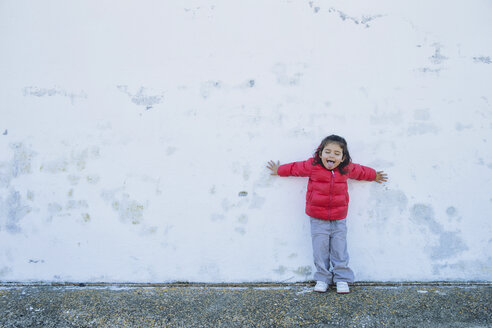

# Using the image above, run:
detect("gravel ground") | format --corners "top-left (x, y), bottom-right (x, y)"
top-left (0, 284), bottom-right (490, 327)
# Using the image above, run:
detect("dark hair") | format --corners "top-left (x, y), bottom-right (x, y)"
top-left (313, 135), bottom-right (352, 174)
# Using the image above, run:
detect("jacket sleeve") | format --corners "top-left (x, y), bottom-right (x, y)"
top-left (277, 158), bottom-right (314, 177)
top-left (347, 162), bottom-right (377, 181)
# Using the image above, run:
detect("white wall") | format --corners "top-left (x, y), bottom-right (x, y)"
top-left (1, 0), bottom-right (491, 283)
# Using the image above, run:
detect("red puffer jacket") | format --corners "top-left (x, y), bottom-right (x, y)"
top-left (277, 158), bottom-right (376, 221)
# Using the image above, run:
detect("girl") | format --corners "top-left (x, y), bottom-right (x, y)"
top-left (266, 135), bottom-right (388, 294)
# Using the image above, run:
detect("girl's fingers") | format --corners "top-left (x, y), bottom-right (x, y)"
top-left (266, 160), bottom-right (279, 175)
top-left (375, 171), bottom-right (388, 183)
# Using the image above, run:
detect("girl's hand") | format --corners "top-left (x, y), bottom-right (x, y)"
top-left (266, 160), bottom-right (280, 175)
top-left (375, 171), bottom-right (388, 183)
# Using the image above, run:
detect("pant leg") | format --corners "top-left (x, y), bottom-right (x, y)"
top-left (330, 219), bottom-right (354, 283)
top-left (310, 217), bottom-right (333, 284)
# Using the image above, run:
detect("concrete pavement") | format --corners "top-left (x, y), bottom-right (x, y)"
top-left (0, 283), bottom-right (490, 327)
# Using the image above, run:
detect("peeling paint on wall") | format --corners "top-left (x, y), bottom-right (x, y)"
top-left (272, 63), bottom-right (305, 86)
top-left (234, 227), bottom-right (246, 235)
top-left (473, 56), bottom-right (491, 64)
top-left (0, 164), bottom-right (9, 189)
top-left (81, 213), bottom-right (91, 222)
top-left (410, 204), bottom-right (468, 260)
top-left (184, 5), bottom-right (215, 18)
top-left (417, 43), bottom-right (450, 75)
top-left (445, 206), bottom-right (461, 222)
top-left (67, 175), bottom-right (81, 186)
top-left (370, 109), bottom-right (403, 126)
top-left (0, 190), bottom-right (31, 234)
top-left (326, 7), bottom-right (384, 27)
top-left (292, 266), bottom-right (313, 280)
top-left (428, 44), bottom-right (448, 65)
top-left (274, 265), bottom-right (287, 275)
top-left (433, 259), bottom-right (492, 277)
top-left (200, 81), bottom-right (222, 99)
top-left (166, 147), bottom-right (177, 156)
top-left (40, 160), bottom-right (69, 173)
top-left (368, 187), bottom-right (408, 224)
top-left (46, 198), bottom-right (91, 223)
top-left (0, 267), bottom-right (13, 277)
top-left (26, 191), bottom-right (34, 201)
top-left (199, 263), bottom-right (220, 277)
top-left (413, 109), bottom-right (430, 121)
top-left (117, 85), bottom-right (164, 110)
top-left (23, 86), bottom-right (87, 104)
top-left (39, 146), bottom-right (100, 175)
top-left (102, 190), bottom-right (146, 225)
top-left (28, 259), bottom-right (45, 264)
top-left (86, 175), bottom-right (100, 184)
top-left (407, 122), bottom-right (439, 136)
top-left (237, 214), bottom-right (248, 224)
top-left (10, 143), bottom-right (35, 178)
top-left (0, 143), bottom-right (36, 234)
top-left (418, 67), bottom-right (441, 74)
top-left (308, 2), bottom-right (321, 14)
top-left (210, 213), bottom-right (225, 221)
top-left (248, 193), bottom-right (266, 209)
top-left (455, 123), bottom-right (473, 131)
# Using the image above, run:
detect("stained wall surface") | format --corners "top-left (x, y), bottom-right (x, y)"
top-left (1, 0), bottom-right (491, 283)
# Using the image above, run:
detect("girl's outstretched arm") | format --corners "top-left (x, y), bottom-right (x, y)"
top-left (375, 171), bottom-right (388, 183)
top-left (270, 159), bottom-right (314, 177)
top-left (266, 160), bottom-right (280, 175)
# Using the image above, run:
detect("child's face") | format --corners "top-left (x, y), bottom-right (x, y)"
top-left (320, 142), bottom-right (344, 170)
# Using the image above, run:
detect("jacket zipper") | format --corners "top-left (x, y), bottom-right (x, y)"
top-left (328, 170), bottom-right (335, 219)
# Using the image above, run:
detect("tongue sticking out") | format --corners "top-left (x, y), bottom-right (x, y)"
top-left (326, 161), bottom-right (335, 169)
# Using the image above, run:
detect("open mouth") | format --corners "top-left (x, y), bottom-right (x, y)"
top-left (325, 160), bottom-right (336, 169)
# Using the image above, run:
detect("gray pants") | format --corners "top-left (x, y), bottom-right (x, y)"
top-left (310, 217), bottom-right (354, 284)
